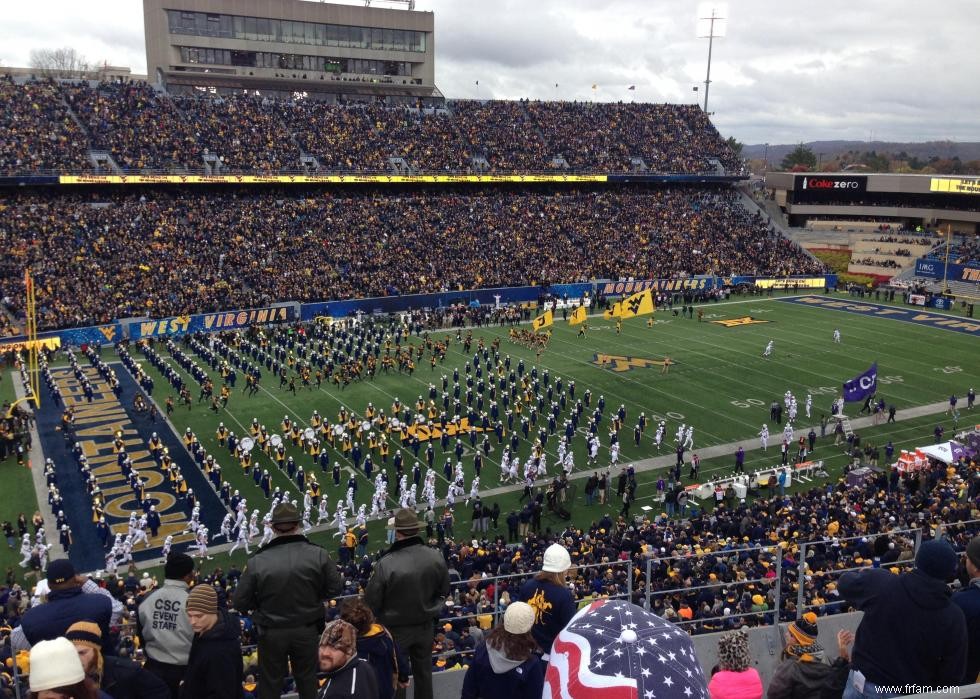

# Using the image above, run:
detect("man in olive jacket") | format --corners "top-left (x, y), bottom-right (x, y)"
top-left (233, 502), bottom-right (342, 699)
top-left (365, 508), bottom-right (450, 699)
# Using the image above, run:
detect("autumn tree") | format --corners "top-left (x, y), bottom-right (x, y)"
top-left (29, 47), bottom-right (91, 78)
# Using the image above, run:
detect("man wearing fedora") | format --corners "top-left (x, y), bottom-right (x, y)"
top-left (233, 502), bottom-right (342, 699)
top-left (365, 507), bottom-right (450, 699)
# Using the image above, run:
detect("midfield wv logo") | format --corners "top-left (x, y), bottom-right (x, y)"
top-left (710, 316), bottom-right (772, 328)
top-left (592, 353), bottom-right (666, 373)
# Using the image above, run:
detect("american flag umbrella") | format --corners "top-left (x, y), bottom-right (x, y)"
top-left (544, 599), bottom-right (708, 699)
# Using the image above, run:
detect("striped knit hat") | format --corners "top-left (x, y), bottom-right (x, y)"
top-left (785, 612), bottom-right (824, 662)
top-left (65, 622), bottom-right (104, 681)
top-left (186, 584), bottom-right (218, 615)
top-left (787, 612), bottom-right (818, 645)
top-left (65, 622), bottom-right (102, 649)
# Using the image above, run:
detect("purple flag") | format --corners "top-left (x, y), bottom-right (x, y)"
top-left (843, 362), bottom-right (877, 402)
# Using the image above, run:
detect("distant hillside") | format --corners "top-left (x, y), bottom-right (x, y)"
top-left (744, 141), bottom-right (980, 164)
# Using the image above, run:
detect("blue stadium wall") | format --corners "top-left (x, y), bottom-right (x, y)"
top-left (0, 275), bottom-right (837, 350)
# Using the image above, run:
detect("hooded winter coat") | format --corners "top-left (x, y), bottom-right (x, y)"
top-left (839, 567), bottom-right (966, 687)
top-left (460, 642), bottom-right (544, 699)
top-left (355, 623), bottom-right (410, 699)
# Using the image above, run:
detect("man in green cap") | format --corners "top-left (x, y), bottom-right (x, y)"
top-left (233, 502), bottom-right (342, 699)
top-left (365, 507), bottom-right (450, 699)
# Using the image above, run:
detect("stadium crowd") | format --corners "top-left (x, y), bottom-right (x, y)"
top-left (0, 79), bottom-right (743, 174)
top-left (1, 432), bottom-right (977, 696)
top-left (62, 81), bottom-right (200, 172)
top-left (851, 257), bottom-right (902, 269)
top-left (0, 77), bottom-right (91, 173)
top-left (0, 186), bottom-right (824, 330)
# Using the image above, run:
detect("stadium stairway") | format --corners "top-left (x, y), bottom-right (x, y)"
top-left (88, 149), bottom-right (123, 174)
top-left (738, 189), bottom-right (788, 234)
top-left (59, 94), bottom-right (89, 136)
top-left (737, 190), bottom-right (824, 268)
top-left (55, 95), bottom-right (123, 174)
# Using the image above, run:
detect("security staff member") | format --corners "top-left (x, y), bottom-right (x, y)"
top-left (365, 508), bottom-right (450, 699)
top-left (233, 502), bottom-right (342, 699)
top-left (137, 553), bottom-right (195, 699)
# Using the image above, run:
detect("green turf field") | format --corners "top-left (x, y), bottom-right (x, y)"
top-left (7, 290), bottom-right (979, 580)
top-left (0, 366), bottom-right (52, 586)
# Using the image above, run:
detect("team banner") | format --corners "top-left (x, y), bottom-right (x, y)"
top-left (843, 362), bottom-right (878, 402)
top-left (130, 305), bottom-right (295, 339)
top-left (600, 276), bottom-right (716, 295)
top-left (618, 288), bottom-right (654, 319)
top-left (532, 310), bottom-right (554, 331)
top-left (0, 336), bottom-right (62, 353)
top-left (0, 324), bottom-right (123, 352)
top-left (568, 305), bottom-right (587, 326)
top-left (603, 302), bottom-right (622, 320)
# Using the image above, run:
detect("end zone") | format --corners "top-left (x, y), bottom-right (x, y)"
top-left (779, 295), bottom-right (980, 336)
top-left (36, 359), bottom-right (224, 571)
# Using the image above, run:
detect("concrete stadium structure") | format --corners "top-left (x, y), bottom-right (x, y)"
top-left (765, 172), bottom-right (980, 233)
top-left (142, 0), bottom-right (438, 102)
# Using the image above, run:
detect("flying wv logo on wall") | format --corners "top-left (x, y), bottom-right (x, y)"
top-left (592, 353), bottom-right (666, 373)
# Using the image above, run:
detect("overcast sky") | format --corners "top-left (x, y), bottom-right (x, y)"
top-left (2, 0), bottom-right (978, 144)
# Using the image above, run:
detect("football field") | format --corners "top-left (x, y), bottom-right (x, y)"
top-left (6, 291), bottom-right (978, 578)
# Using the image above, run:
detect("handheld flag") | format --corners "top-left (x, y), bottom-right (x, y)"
top-left (532, 310), bottom-right (553, 332)
top-left (618, 288), bottom-right (655, 319)
top-left (603, 302), bottom-right (622, 320)
top-left (843, 362), bottom-right (877, 402)
top-left (628, 85), bottom-right (636, 90)
top-left (568, 305), bottom-right (587, 326)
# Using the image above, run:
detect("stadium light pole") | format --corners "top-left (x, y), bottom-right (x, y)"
top-left (697, 4), bottom-right (727, 114)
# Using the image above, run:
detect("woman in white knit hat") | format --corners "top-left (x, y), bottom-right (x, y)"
top-left (460, 602), bottom-right (544, 699)
top-left (28, 636), bottom-right (100, 699)
top-left (515, 543), bottom-right (576, 658)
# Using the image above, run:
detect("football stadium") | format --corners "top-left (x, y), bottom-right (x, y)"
top-left (0, 1), bottom-right (978, 697)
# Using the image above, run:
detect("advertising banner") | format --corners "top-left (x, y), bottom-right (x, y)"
top-left (59, 174), bottom-right (609, 185)
top-left (794, 175), bottom-right (867, 193)
top-left (914, 258), bottom-right (980, 282)
top-left (930, 177), bottom-right (980, 195)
